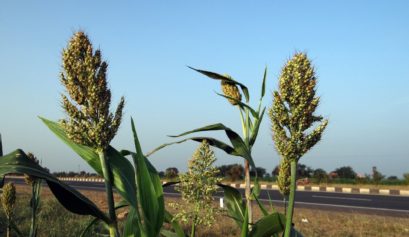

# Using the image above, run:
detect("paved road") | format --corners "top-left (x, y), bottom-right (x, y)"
top-left (6, 177), bottom-right (409, 217)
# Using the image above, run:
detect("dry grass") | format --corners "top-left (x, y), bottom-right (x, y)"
top-left (3, 185), bottom-right (409, 237)
top-left (165, 197), bottom-right (409, 237)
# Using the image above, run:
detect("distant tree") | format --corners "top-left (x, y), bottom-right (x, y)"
top-left (216, 165), bottom-right (231, 177)
top-left (264, 173), bottom-right (271, 180)
top-left (165, 167), bottom-right (179, 179)
top-left (272, 165), bottom-right (280, 177)
top-left (387, 176), bottom-right (398, 181)
top-left (297, 164), bottom-right (313, 178)
top-left (226, 164), bottom-right (243, 181)
top-left (250, 167), bottom-right (266, 178)
top-left (404, 173), bottom-right (409, 184)
top-left (158, 171), bottom-right (165, 178)
top-left (372, 166), bottom-right (385, 184)
top-left (312, 168), bottom-right (327, 183)
top-left (334, 166), bottom-right (356, 179)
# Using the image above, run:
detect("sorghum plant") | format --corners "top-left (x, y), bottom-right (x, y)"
top-left (171, 140), bottom-right (221, 236)
top-left (59, 31), bottom-right (124, 236)
top-left (0, 32), bottom-right (173, 237)
top-left (150, 67), bottom-right (286, 236)
top-left (1, 182), bottom-right (20, 237)
top-left (269, 52), bottom-right (328, 237)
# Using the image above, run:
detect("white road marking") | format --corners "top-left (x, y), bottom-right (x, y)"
top-left (312, 195), bottom-right (372, 202)
top-left (259, 198), bottom-right (409, 214)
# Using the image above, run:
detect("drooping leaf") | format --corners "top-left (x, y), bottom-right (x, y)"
top-left (188, 66), bottom-right (250, 102)
top-left (218, 184), bottom-right (245, 227)
top-left (249, 212), bottom-right (286, 237)
top-left (40, 117), bottom-right (137, 208)
top-left (215, 92), bottom-right (258, 118)
top-left (162, 181), bottom-right (179, 188)
top-left (0, 149), bottom-right (110, 223)
top-left (147, 137), bottom-right (237, 157)
top-left (131, 118), bottom-right (164, 237)
top-left (253, 194), bottom-right (268, 217)
top-left (169, 123), bottom-right (255, 168)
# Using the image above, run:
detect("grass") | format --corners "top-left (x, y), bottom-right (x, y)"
top-left (1, 185), bottom-right (408, 237)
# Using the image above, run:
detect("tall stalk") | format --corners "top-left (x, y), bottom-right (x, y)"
top-left (244, 160), bottom-right (252, 224)
top-left (284, 161), bottom-right (297, 237)
top-left (59, 31), bottom-right (124, 237)
top-left (98, 151), bottom-right (120, 236)
top-left (240, 105), bottom-right (253, 224)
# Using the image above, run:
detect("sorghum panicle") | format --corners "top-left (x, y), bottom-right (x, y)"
top-left (60, 31), bottom-right (124, 150)
top-left (1, 182), bottom-right (16, 218)
top-left (221, 76), bottom-right (242, 105)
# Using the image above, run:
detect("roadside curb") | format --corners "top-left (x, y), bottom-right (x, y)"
top-left (7, 176), bottom-right (409, 196)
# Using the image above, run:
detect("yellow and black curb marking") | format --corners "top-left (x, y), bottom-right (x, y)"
top-left (10, 176), bottom-right (409, 196)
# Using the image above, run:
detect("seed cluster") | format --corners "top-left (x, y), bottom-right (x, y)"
top-left (60, 32), bottom-right (124, 150)
top-left (172, 140), bottom-right (222, 227)
top-left (221, 76), bottom-right (242, 105)
top-left (1, 182), bottom-right (16, 218)
top-left (269, 53), bottom-right (328, 162)
top-left (277, 158), bottom-right (291, 196)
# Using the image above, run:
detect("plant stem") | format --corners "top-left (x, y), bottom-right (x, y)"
top-left (7, 223), bottom-right (11, 237)
top-left (244, 160), bottom-right (252, 225)
top-left (191, 221), bottom-right (196, 237)
top-left (284, 160), bottom-right (297, 237)
top-left (98, 150), bottom-right (120, 237)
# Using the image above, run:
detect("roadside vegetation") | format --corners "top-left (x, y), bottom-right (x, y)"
top-left (0, 31), bottom-right (407, 237)
top-left (1, 186), bottom-right (408, 237)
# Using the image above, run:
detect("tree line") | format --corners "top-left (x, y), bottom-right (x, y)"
top-left (160, 164), bottom-right (409, 185)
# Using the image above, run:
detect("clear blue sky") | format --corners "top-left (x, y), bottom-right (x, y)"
top-left (1, 1), bottom-right (408, 176)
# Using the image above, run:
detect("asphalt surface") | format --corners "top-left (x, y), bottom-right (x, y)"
top-left (6, 177), bottom-right (409, 217)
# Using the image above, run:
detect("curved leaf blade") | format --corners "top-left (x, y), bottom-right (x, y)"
top-left (188, 66), bottom-right (250, 102)
top-left (249, 213), bottom-right (286, 237)
top-left (218, 184), bottom-right (245, 227)
top-left (147, 137), bottom-right (237, 157)
top-left (215, 92), bottom-right (258, 118)
top-left (131, 118), bottom-right (164, 237)
top-left (40, 117), bottom-right (137, 208)
top-left (0, 149), bottom-right (110, 223)
top-left (169, 123), bottom-right (255, 168)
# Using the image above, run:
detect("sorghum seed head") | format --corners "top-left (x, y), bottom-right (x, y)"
top-left (1, 182), bottom-right (16, 218)
top-left (24, 152), bottom-right (39, 185)
top-left (221, 77), bottom-right (242, 106)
